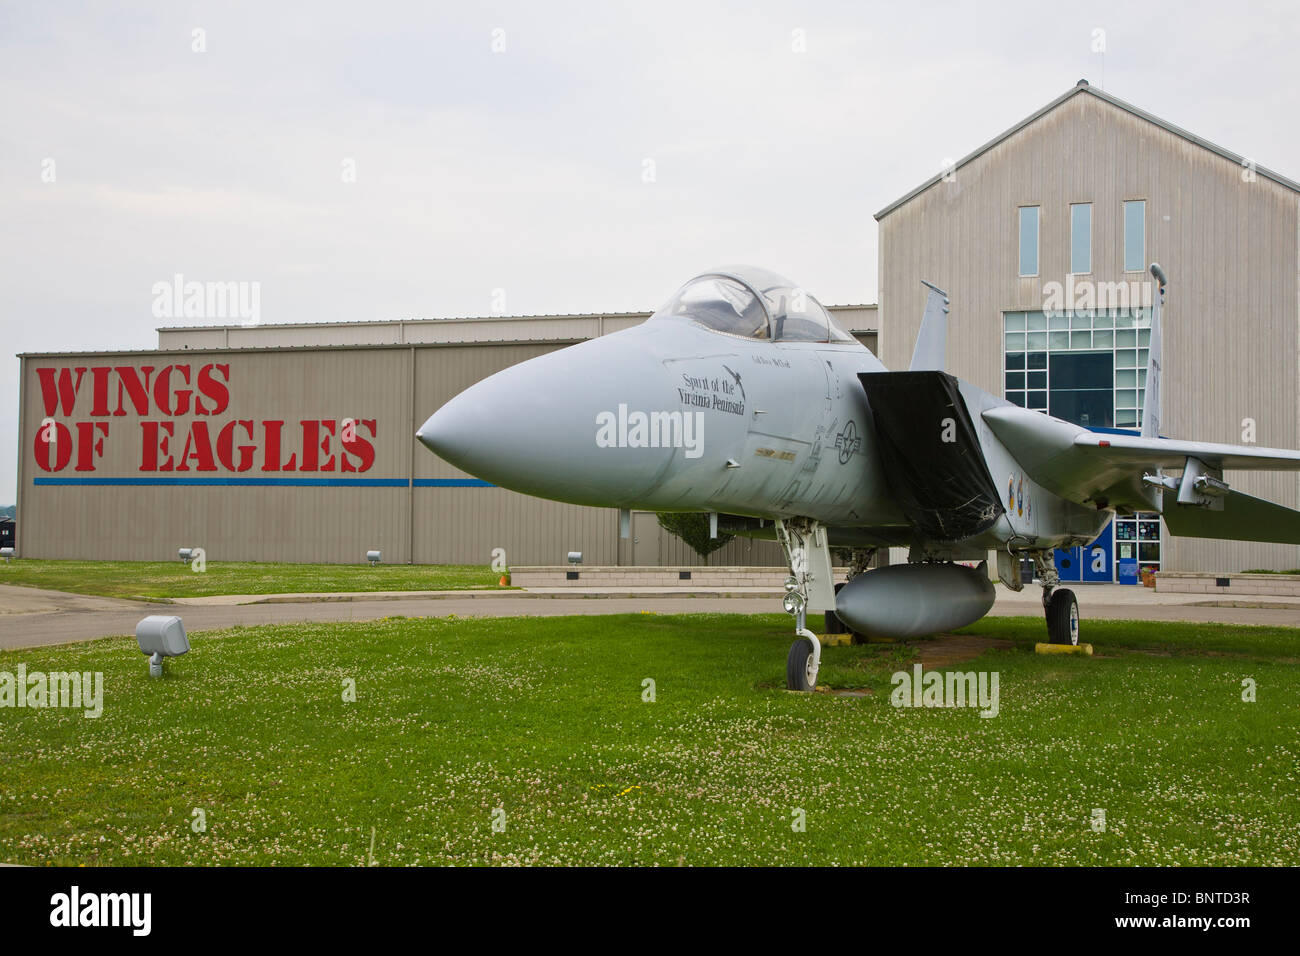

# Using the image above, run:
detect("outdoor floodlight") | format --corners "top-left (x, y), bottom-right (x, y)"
top-left (366, 550), bottom-right (382, 565)
top-left (0, 547), bottom-right (13, 562)
top-left (136, 615), bottom-right (190, 678)
top-left (178, 547), bottom-right (193, 563)
top-left (567, 551), bottom-right (582, 564)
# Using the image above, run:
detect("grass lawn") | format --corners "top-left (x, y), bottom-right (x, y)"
top-left (1, 613), bottom-right (1297, 866)
top-left (0, 559), bottom-right (505, 600)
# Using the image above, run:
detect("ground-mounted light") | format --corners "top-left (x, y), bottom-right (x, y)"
top-left (366, 550), bottom-right (382, 565)
top-left (0, 547), bottom-right (14, 562)
top-left (178, 547), bottom-right (193, 563)
top-left (567, 551), bottom-right (583, 565)
top-left (135, 615), bottom-right (190, 678)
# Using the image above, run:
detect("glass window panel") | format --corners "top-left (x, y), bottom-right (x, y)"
top-left (1005, 312), bottom-right (1026, 331)
top-left (1027, 311), bottom-right (1048, 331)
top-left (1116, 409), bottom-right (1138, 427)
top-left (1093, 312), bottom-right (1113, 329)
top-left (1027, 351), bottom-right (1048, 370)
top-left (1124, 200), bottom-right (1146, 272)
top-left (1138, 369), bottom-right (1147, 386)
top-left (1007, 390), bottom-right (1026, 407)
top-left (1116, 389), bottom-right (1137, 407)
top-left (1050, 351), bottom-right (1113, 389)
top-left (1071, 331), bottom-right (1092, 349)
top-left (1070, 203), bottom-right (1092, 273)
top-left (1049, 331), bottom-right (1070, 349)
top-left (1138, 348), bottom-right (1149, 366)
top-left (1005, 331), bottom-right (1025, 349)
top-left (1093, 329), bottom-right (1113, 348)
top-left (1116, 349), bottom-right (1137, 368)
top-left (1117, 369), bottom-right (1137, 388)
top-left (1028, 391), bottom-right (1048, 410)
top-left (1049, 313), bottom-right (1070, 330)
top-left (1005, 351), bottom-right (1026, 370)
top-left (1027, 371), bottom-right (1047, 389)
top-left (1133, 308), bottom-right (1149, 327)
top-left (1115, 329), bottom-right (1137, 348)
top-left (1050, 390), bottom-right (1113, 428)
top-left (1005, 371), bottom-right (1026, 390)
top-left (1116, 311), bottom-right (1136, 328)
top-left (1026, 331), bottom-right (1048, 350)
top-left (1071, 312), bottom-right (1093, 329)
top-left (1138, 328), bottom-right (1151, 347)
top-left (1019, 206), bottom-right (1039, 276)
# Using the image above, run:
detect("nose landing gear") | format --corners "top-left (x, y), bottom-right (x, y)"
top-left (775, 517), bottom-right (836, 691)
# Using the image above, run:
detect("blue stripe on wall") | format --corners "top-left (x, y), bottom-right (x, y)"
top-left (34, 476), bottom-right (495, 488)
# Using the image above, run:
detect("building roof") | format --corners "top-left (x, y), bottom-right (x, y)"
top-left (875, 79), bottom-right (1300, 221)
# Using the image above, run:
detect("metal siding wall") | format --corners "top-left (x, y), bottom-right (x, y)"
top-left (20, 348), bottom-right (414, 562)
top-left (879, 92), bottom-right (1300, 572)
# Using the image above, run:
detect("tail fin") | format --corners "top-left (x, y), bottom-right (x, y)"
top-left (1141, 263), bottom-right (1166, 439)
top-left (909, 280), bottom-right (950, 372)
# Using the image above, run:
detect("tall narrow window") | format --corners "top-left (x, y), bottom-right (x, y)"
top-left (1124, 200), bottom-right (1146, 272)
top-left (1018, 206), bottom-right (1039, 276)
top-left (1070, 203), bottom-right (1092, 274)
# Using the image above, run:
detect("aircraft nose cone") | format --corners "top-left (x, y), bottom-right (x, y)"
top-left (416, 333), bottom-right (678, 506)
top-left (416, 397), bottom-right (484, 465)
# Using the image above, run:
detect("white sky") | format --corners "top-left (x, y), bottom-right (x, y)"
top-left (3, 0), bottom-right (1299, 502)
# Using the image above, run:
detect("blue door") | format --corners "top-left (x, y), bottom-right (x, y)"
top-left (1054, 546), bottom-right (1082, 582)
top-left (1081, 521), bottom-right (1113, 583)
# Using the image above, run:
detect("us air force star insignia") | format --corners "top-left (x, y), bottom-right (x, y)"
top-left (834, 421), bottom-right (861, 464)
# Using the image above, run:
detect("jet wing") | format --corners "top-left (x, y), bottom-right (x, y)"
top-left (1069, 431), bottom-right (1300, 472)
top-left (983, 404), bottom-right (1300, 544)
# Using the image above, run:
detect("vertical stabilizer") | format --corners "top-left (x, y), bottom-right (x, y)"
top-left (1142, 263), bottom-right (1166, 439)
top-left (909, 280), bottom-right (950, 371)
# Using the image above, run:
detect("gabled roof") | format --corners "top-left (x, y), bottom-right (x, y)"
top-left (875, 79), bottom-right (1300, 220)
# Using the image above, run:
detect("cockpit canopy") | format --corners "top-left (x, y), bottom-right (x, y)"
top-left (651, 265), bottom-right (855, 343)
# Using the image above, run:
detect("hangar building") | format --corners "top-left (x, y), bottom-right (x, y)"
top-left (877, 80), bottom-right (1300, 579)
top-left (14, 307), bottom-right (873, 566)
top-left (14, 82), bottom-right (1300, 575)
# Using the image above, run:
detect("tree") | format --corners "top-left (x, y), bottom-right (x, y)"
top-left (656, 512), bottom-right (733, 561)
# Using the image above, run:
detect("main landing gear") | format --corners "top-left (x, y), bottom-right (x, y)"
top-left (1033, 552), bottom-right (1079, 646)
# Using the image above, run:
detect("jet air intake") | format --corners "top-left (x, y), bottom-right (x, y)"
top-left (834, 563), bottom-right (996, 639)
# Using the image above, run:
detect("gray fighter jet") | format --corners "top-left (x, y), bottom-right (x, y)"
top-left (418, 265), bottom-right (1300, 690)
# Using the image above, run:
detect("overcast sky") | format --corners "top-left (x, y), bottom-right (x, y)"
top-left (3, 0), bottom-right (1298, 503)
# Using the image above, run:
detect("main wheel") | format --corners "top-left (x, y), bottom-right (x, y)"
top-left (786, 638), bottom-right (818, 691)
top-left (1046, 588), bottom-right (1080, 645)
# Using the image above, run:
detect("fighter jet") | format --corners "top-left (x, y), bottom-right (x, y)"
top-left (418, 265), bottom-right (1300, 690)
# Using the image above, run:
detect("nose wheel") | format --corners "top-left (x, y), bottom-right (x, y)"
top-left (786, 633), bottom-right (820, 692)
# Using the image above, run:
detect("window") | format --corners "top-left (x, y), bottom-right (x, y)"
top-left (1018, 206), bottom-right (1039, 276)
top-left (653, 276), bottom-right (769, 339)
top-left (1124, 200), bottom-right (1145, 272)
top-left (1048, 352), bottom-right (1113, 427)
top-left (1070, 203), bottom-right (1091, 274)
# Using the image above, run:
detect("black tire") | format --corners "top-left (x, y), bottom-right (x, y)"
top-left (786, 639), bottom-right (817, 691)
top-left (1046, 588), bottom-right (1080, 645)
